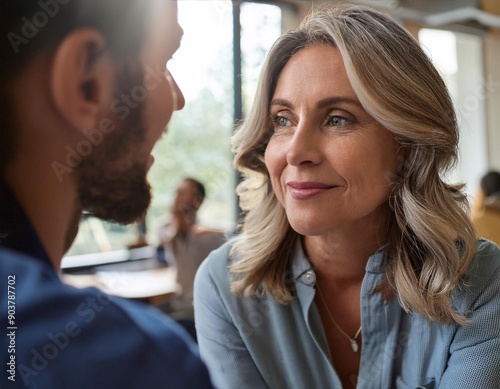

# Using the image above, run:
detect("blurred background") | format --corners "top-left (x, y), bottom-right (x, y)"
top-left (65, 0), bottom-right (500, 259)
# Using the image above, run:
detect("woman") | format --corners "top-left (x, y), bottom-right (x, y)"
top-left (194, 5), bottom-right (500, 389)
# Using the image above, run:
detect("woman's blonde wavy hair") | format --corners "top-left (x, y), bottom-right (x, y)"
top-left (230, 4), bottom-right (476, 325)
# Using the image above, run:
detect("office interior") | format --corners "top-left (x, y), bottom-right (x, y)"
top-left (61, 0), bottom-right (500, 303)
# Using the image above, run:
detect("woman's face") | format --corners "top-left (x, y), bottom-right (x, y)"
top-left (264, 44), bottom-right (401, 237)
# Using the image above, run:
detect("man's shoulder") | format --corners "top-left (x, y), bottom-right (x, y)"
top-left (0, 246), bottom-right (48, 268)
top-left (0, 246), bottom-right (188, 344)
top-left (0, 248), bottom-right (213, 387)
top-left (0, 246), bottom-right (59, 292)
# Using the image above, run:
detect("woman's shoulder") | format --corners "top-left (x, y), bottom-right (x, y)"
top-left (468, 239), bottom-right (500, 278)
top-left (454, 239), bottom-right (500, 311)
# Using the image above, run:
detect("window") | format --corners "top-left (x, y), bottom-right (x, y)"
top-left (241, 2), bottom-right (282, 115)
top-left (419, 28), bottom-right (488, 197)
top-left (146, 0), bottom-right (237, 241)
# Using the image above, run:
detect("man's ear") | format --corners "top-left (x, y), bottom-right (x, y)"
top-left (51, 29), bottom-right (115, 132)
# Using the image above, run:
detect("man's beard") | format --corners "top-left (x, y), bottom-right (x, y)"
top-left (76, 62), bottom-right (152, 225)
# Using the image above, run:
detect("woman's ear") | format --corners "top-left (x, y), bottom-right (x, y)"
top-left (50, 28), bottom-right (115, 133)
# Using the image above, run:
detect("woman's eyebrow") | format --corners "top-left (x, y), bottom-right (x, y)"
top-left (269, 99), bottom-right (294, 109)
top-left (269, 97), bottom-right (362, 110)
top-left (316, 96), bottom-right (362, 109)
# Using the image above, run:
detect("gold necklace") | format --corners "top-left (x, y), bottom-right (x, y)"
top-left (316, 286), bottom-right (362, 352)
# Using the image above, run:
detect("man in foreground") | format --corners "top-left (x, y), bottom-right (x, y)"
top-left (0, 0), bottom-right (214, 387)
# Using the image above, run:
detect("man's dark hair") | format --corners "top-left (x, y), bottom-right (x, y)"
top-left (480, 171), bottom-right (500, 197)
top-left (0, 0), bottom-right (155, 170)
top-left (184, 177), bottom-right (206, 202)
top-left (1, 0), bottom-right (153, 79)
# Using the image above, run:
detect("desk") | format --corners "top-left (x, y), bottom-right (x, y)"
top-left (60, 250), bottom-right (179, 305)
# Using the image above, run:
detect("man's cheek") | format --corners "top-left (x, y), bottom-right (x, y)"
top-left (149, 88), bottom-right (174, 134)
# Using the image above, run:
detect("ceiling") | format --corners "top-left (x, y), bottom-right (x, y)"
top-left (289, 0), bottom-right (500, 30)
top-left (396, 0), bottom-right (500, 29)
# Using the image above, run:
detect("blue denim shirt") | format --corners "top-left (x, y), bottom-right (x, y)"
top-left (194, 239), bottom-right (500, 389)
top-left (0, 182), bottom-right (214, 389)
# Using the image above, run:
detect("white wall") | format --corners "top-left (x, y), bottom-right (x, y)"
top-left (484, 33), bottom-right (500, 172)
top-left (454, 32), bottom-right (489, 197)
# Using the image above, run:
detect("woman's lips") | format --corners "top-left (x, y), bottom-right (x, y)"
top-left (287, 181), bottom-right (337, 199)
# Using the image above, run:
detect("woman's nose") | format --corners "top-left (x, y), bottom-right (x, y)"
top-left (286, 122), bottom-right (322, 167)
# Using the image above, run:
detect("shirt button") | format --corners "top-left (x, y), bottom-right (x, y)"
top-left (300, 270), bottom-right (316, 285)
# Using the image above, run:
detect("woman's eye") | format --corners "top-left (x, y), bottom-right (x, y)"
top-left (273, 116), bottom-right (291, 127)
top-left (328, 116), bottom-right (348, 127)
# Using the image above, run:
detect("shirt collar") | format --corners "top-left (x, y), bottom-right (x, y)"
top-left (292, 237), bottom-right (388, 285)
top-left (0, 180), bottom-right (52, 267)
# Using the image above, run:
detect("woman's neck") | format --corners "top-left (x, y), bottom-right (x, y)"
top-left (303, 219), bottom-right (389, 284)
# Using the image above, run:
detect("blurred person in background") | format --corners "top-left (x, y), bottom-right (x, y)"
top-left (472, 170), bottom-right (500, 246)
top-left (158, 177), bottom-right (225, 340)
